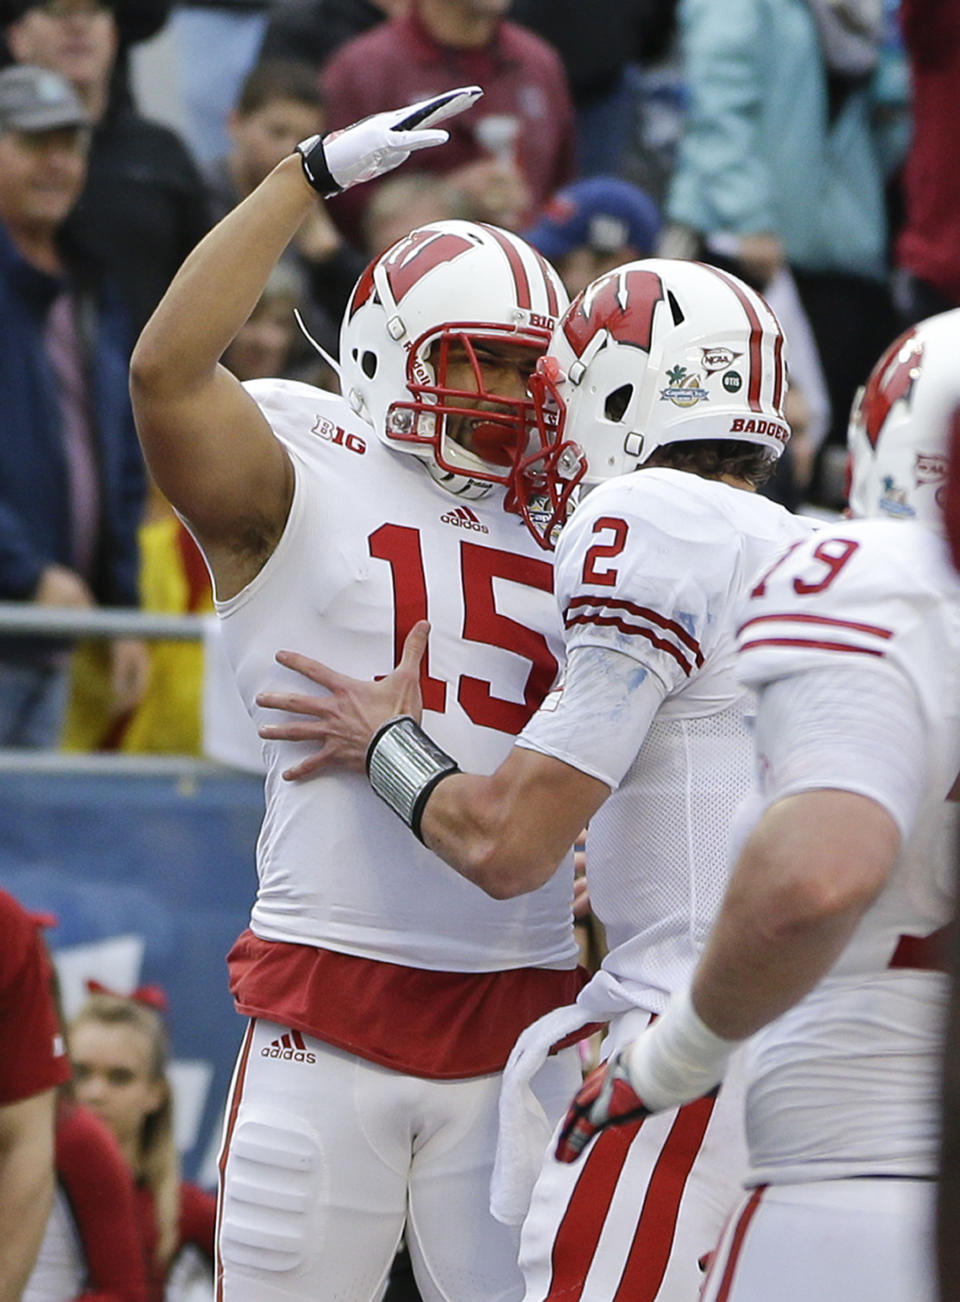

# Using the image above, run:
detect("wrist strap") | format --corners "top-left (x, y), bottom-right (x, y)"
top-left (624, 986), bottom-right (739, 1112)
top-left (294, 133), bottom-right (340, 197)
top-left (366, 715), bottom-right (460, 843)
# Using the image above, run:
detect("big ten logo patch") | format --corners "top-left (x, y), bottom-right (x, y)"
top-left (313, 415), bottom-right (366, 454)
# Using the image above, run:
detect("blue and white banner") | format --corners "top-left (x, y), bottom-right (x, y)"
top-left (0, 767), bottom-right (264, 1187)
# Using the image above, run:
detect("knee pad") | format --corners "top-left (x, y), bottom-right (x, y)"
top-left (220, 1111), bottom-right (321, 1273)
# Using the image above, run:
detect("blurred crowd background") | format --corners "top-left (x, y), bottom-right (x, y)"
top-left (0, 0), bottom-right (947, 761)
top-left (0, 2), bottom-right (955, 1288)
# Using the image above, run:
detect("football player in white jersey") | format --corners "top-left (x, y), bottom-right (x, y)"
top-left (255, 259), bottom-right (815, 1300)
top-left (555, 309), bottom-right (960, 1302)
top-left (129, 89), bottom-right (591, 1302)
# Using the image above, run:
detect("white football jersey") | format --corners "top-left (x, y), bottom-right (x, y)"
top-left (519, 467), bottom-right (815, 1008)
top-left (734, 518), bottom-right (960, 1182)
top-left (214, 379), bottom-right (577, 972)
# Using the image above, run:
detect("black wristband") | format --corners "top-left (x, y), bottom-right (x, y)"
top-left (294, 133), bottom-right (341, 198)
top-left (366, 715), bottom-right (460, 844)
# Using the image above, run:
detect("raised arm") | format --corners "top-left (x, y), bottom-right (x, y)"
top-left (130, 87), bottom-right (482, 600)
top-left (129, 155), bottom-right (308, 598)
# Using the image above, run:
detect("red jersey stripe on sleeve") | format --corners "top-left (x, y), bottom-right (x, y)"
top-left (738, 611), bottom-right (895, 639)
top-left (564, 600), bottom-right (702, 677)
top-left (739, 636), bottom-right (886, 658)
top-left (566, 596), bottom-right (704, 664)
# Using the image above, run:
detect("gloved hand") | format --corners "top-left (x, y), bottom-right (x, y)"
top-left (554, 1049), bottom-right (650, 1163)
top-left (296, 85), bottom-right (483, 197)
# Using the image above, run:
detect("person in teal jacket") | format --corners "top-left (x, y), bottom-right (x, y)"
top-left (662, 0), bottom-right (909, 506)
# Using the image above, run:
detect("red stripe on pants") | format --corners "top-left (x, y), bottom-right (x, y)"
top-left (613, 1093), bottom-right (717, 1300)
top-left (707, 1185), bottom-right (766, 1302)
top-left (215, 1022), bottom-right (255, 1302)
top-left (546, 1115), bottom-right (648, 1297)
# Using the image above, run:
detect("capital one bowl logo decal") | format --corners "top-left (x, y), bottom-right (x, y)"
top-left (660, 364), bottom-right (710, 408)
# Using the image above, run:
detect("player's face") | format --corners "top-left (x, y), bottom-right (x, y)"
top-left (435, 337), bottom-right (540, 466)
top-left (70, 1019), bottom-right (165, 1155)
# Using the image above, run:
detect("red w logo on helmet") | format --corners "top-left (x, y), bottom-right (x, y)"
top-left (861, 329), bottom-right (924, 448)
top-left (382, 229), bottom-right (476, 304)
top-left (563, 269), bottom-right (665, 358)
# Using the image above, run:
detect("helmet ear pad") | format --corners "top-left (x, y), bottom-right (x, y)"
top-left (847, 308), bottom-right (960, 526)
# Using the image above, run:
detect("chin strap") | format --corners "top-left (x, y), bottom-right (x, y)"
top-left (424, 459), bottom-right (496, 500)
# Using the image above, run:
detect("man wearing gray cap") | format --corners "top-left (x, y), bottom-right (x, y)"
top-left (0, 62), bottom-right (146, 748)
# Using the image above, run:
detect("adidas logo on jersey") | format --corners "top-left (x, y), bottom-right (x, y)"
top-left (440, 505), bottom-right (489, 533)
top-left (260, 1030), bottom-right (317, 1063)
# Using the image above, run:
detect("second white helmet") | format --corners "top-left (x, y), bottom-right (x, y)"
top-left (519, 258), bottom-right (791, 543)
top-left (847, 308), bottom-right (960, 527)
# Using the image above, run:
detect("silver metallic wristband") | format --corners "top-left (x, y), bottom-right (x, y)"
top-left (365, 716), bottom-right (460, 843)
top-left (294, 133), bottom-right (340, 197)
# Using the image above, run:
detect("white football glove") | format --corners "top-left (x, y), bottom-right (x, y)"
top-left (296, 85), bottom-right (483, 197)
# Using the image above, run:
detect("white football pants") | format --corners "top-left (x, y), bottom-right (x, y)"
top-left (216, 1020), bottom-right (581, 1302)
top-left (701, 1177), bottom-right (937, 1302)
top-left (518, 1010), bottom-right (748, 1301)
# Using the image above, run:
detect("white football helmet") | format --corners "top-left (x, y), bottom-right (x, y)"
top-left (847, 308), bottom-right (960, 526)
top-left (523, 258), bottom-right (790, 546)
top-left (339, 220), bottom-right (568, 503)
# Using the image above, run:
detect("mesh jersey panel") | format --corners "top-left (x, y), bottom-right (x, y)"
top-left (587, 698), bottom-right (754, 1006)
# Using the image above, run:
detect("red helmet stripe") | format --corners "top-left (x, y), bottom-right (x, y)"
top-left (699, 264), bottom-right (765, 412)
top-left (531, 247), bottom-right (560, 317)
top-left (348, 257), bottom-right (377, 321)
top-left (772, 329), bottom-right (785, 411)
top-left (480, 223), bottom-right (532, 309)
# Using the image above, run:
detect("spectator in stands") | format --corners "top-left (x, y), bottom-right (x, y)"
top-left (660, 0), bottom-right (908, 509)
top-left (0, 888), bottom-right (71, 1302)
top-left (70, 985), bottom-right (216, 1302)
top-left (204, 56), bottom-right (364, 352)
top-left (4, 0), bottom-right (210, 336)
top-left (509, 0), bottom-right (652, 177)
top-left (0, 0), bottom-right (171, 103)
top-left (63, 262), bottom-right (309, 758)
top-left (0, 63), bottom-right (146, 749)
top-left (894, 0), bottom-right (960, 324)
top-left (361, 169), bottom-right (473, 256)
top-left (259, 0), bottom-right (401, 72)
top-left (22, 914), bottom-right (147, 1302)
top-left (320, 0), bottom-right (577, 240)
top-left (523, 173), bottom-right (661, 298)
top-left (164, 1), bottom-right (272, 165)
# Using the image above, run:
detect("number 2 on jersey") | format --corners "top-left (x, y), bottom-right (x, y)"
top-left (582, 517), bottom-right (629, 586)
top-left (370, 524), bottom-right (558, 734)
